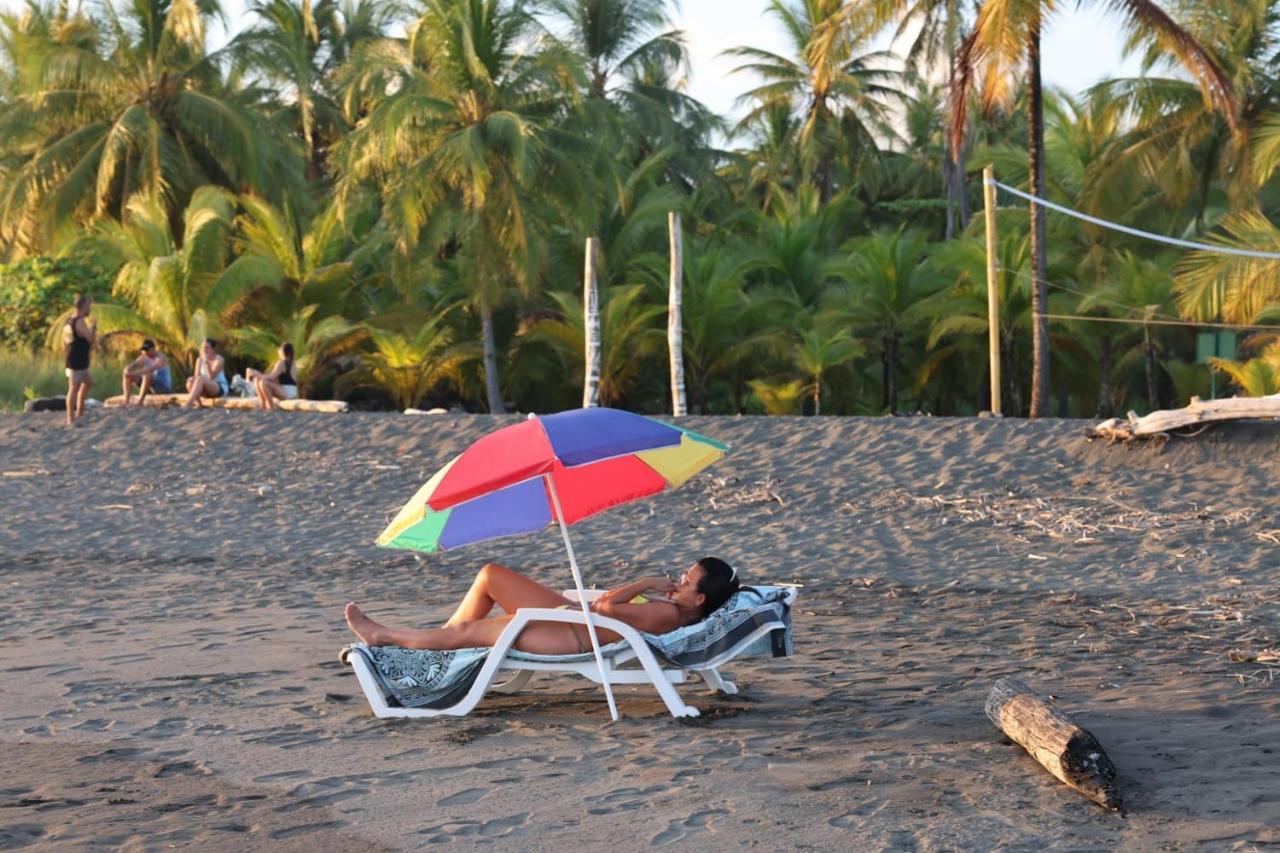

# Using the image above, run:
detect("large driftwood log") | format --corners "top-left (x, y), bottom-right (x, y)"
top-left (103, 394), bottom-right (348, 413)
top-left (1095, 394), bottom-right (1280, 440)
top-left (985, 677), bottom-right (1123, 811)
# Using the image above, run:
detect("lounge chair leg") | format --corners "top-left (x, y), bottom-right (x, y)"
top-left (491, 670), bottom-right (534, 694)
top-left (700, 668), bottom-right (737, 695)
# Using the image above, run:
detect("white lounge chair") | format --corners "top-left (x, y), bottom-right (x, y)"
top-left (341, 586), bottom-right (797, 720)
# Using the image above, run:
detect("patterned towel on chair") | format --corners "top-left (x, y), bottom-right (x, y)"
top-left (343, 644), bottom-right (490, 709)
top-left (642, 585), bottom-right (793, 668)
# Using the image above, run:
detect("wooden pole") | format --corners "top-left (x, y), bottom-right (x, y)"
top-left (582, 236), bottom-right (601, 409)
top-left (983, 166), bottom-right (1002, 415)
top-left (668, 212), bottom-right (687, 417)
top-left (985, 677), bottom-right (1123, 811)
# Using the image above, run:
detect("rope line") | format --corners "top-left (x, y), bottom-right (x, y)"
top-left (998, 267), bottom-right (1188, 324)
top-left (1043, 313), bottom-right (1280, 331)
top-left (993, 268), bottom-right (1280, 331)
top-left (987, 179), bottom-right (1280, 260)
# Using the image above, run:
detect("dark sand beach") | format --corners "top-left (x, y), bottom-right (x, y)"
top-left (1, 410), bottom-right (1278, 850)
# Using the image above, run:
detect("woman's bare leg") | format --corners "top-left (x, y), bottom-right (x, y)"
top-left (73, 377), bottom-right (91, 423)
top-left (443, 563), bottom-right (570, 626)
top-left (186, 376), bottom-right (217, 408)
top-left (346, 604), bottom-right (589, 654)
top-left (66, 376), bottom-right (80, 426)
top-left (261, 378), bottom-right (284, 410)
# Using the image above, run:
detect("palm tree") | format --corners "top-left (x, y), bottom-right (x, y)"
top-left (0, 0), bottom-right (304, 256)
top-left (1209, 346), bottom-right (1280, 397)
top-left (547, 0), bottom-right (683, 101)
top-left (338, 0), bottom-right (582, 413)
top-left (792, 326), bottom-right (863, 414)
top-left (520, 284), bottom-right (665, 406)
top-left (61, 186), bottom-right (277, 371)
top-left (636, 239), bottom-right (771, 413)
top-left (1079, 252), bottom-right (1178, 411)
top-left (949, 0), bottom-right (1235, 416)
top-left (726, 0), bottom-right (904, 202)
top-left (340, 311), bottom-right (479, 410)
top-left (1093, 0), bottom-right (1280, 223)
top-left (234, 304), bottom-right (366, 395)
top-left (1175, 209), bottom-right (1280, 324)
top-left (838, 228), bottom-right (946, 411)
top-left (234, 0), bottom-right (343, 175)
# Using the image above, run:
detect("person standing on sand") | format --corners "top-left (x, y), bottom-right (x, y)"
top-left (184, 339), bottom-right (228, 408)
top-left (245, 342), bottom-right (298, 410)
top-left (121, 340), bottom-right (171, 405)
top-left (62, 294), bottom-right (96, 427)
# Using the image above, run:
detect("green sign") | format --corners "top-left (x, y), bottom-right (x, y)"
top-left (1196, 330), bottom-right (1237, 364)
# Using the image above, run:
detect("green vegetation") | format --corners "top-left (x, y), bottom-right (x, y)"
top-left (0, 350), bottom-right (123, 410)
top-left (2, 0), bottom-right (1278, 415)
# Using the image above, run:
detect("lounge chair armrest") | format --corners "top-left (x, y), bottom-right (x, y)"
top-left (560, 589), bottom-right (605, 603)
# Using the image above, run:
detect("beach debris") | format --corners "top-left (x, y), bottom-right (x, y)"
top-left (985, 676), bottom-right (1123, 812)
top-left (1094, 395), bottom-right (1280, 441)
top-left (2, 469), bottom-right (49, 477)
top-left (700, 476), bottom-right (785, 510)
top-left (868, 487), bottom-right (1256, 544)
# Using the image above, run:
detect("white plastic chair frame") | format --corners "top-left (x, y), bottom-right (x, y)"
top-left (343, 587), bottom-right (796, 720)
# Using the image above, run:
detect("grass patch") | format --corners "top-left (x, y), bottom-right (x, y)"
top-left (0, 349), bottom-right (126, 411)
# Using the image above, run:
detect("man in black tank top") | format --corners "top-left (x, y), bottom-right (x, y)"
top-left (62, 295), bottom-right (96, 427)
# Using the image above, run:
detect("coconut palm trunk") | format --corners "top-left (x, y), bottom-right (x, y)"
top-left (1026, 17), bottom-right (1050, 418)
top-left (668, 212), bottom-right (687, 416)
top-left (481, 309), bottom-right (504, 414)
top-left (583, 237), bottom-right (601, 408)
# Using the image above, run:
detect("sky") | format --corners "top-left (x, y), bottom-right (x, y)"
top-left (1, 0), bottom-right (1146, 118)
top-left (674, 1), bottom-right (1144, 119)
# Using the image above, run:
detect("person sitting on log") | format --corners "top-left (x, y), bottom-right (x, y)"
top-left (121, 340), bottom-right (171, 405)
top-left (184, 339), bottom-right (228, 409)
top-left (245, 342), bottom-right (299, 410)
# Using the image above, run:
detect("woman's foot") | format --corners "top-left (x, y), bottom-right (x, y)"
top-left (345, 602), bottom-right (385, 645)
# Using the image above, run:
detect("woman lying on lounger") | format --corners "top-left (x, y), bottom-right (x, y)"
top-left (344, 558), bottom-right (739, 655)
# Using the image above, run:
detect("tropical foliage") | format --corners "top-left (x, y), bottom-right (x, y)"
top-left (3, 0), bottom-right (1280, 415)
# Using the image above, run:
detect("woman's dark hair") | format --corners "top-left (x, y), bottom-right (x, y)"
top-left (281, 341), bottom-right (294, 360)
top-left (74, 294), bottom-right (92, 311)
top-left (204, 338), bottom-right (218, 350)
top-left (695, 556), bottom-right (740, 617)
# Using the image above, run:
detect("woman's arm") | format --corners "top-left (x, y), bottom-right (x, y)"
top-left (594, 576), bottom-right (674, 607)
top-left (591, 598), bottom-right (682, 634)
top-left (263, 359), bottom-right (285, 380)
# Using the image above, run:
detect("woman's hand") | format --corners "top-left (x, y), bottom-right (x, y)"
top-left (643, 576), bottom-right (677, 595)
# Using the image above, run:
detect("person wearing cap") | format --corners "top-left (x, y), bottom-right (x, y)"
top-left (121, 340), bottom-right (172, 405)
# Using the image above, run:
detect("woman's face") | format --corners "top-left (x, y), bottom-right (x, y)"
top-left (201, 342), bottom-right (214, 359)
top-left (669, 562), bottom-right (707, 611)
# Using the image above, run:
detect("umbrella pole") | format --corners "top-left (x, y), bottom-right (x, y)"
top-left (543, 474), bottom-right (620, 722)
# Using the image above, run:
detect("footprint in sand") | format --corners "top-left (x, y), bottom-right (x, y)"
top-left (585, 785), bottom-right (670, 815)
top-left (417, 813), bottom-right (530, 843)
top-left (154, 760), bottom-right (211, 779)
top-left (0, 823), bottom-right (45, 848)
top-left (437, 787), bottom-right (488, 807)
top-left (650, 807), bottom-right (730, 847)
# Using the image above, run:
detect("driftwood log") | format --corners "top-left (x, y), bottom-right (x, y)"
top-left (103, 394), bottom-right (348, 413)
top-left (985, 677), bottom-right (1123, 811)
top-left (1095, 394), bottom-right (1280, 440)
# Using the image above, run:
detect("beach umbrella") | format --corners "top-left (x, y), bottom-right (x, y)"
top-left (376, 407), bottom-right (729, 720)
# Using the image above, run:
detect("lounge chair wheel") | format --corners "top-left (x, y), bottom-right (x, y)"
top-left (719, 680), bottom-right (738, 695)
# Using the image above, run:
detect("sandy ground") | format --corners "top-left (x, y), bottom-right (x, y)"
top-left (1, 409), bottom-right (1278, 851)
